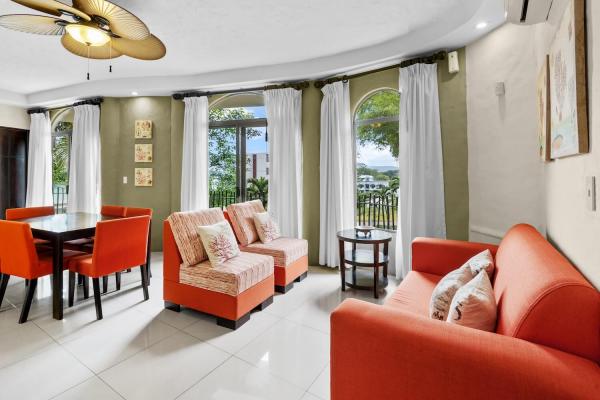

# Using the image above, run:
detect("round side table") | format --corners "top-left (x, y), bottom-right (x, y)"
top-left (337, 229), bottom-right (393, 299)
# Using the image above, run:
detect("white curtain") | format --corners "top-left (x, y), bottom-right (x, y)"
top-left (67, 104), bottom-right (101, 214)
top-left (25, 112), bottom-right (53, 207)
top-left (264, 88), bottom-right (303, 238)
top-left (181, 96), bottom-right (209, 211)
top-left (396, 63), bottom-right (446, 279)
top-left (319, 81), bottom-right (354, 268)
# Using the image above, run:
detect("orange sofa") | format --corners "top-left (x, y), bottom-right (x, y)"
top-left (163, 209), bottom-right (274, 330)
top-left (331, 224), bottom-right (600, 399)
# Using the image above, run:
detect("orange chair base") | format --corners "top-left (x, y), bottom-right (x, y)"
top-left (274, 255), bottom-right (308, 293)
top-left (163, 274), bottom-right (274, 324)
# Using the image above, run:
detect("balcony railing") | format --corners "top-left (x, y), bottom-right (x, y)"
top-left (209, 190), bottom-right (267, 210)
top-left (356, 192), bottom-right (398, 231)
top-left (53, 185), bottom-right (68, 214)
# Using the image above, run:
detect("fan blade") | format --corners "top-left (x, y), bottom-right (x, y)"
top-left (111, 34), bottom-right (165, 60)
top-left (72, 0), bottom-right (149, 40)
top-left (61, 33), bottom-right (122, 59)
top-left (11, 0), bottom-right (91, 21)
top-left (0, 14), bottom-right (66, 35)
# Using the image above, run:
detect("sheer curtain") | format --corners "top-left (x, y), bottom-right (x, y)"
top-left (25, 112), bottom-right (53, 207)
top-left (181, 96), bottom-right (209, 211)
top-left (396, 63), bottom-right (446, 279)
top-left (319, 81), bottom-right (354, 268)
top-left (67, 104), bottom-right (101, 214)
top-left (264, 88), bottom-right (303, 238)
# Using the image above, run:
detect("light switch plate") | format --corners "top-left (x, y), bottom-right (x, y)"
top-left (586, 176), bottom-right (596, 212)
top-left (123, 176), bottom-right (128, 184)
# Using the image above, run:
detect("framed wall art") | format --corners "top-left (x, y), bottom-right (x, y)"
top-left (135, 168), bottom-right (153, 187)
top-left (135, 120), bottom-right (153, 139)
top-left (537, 55), bottom-right (551, 162)
top-left (135, 144), bottom-right (153, 162)
top-left (549, 0), bottom-right (588, 159)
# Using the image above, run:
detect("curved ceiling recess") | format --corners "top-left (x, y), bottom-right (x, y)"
top-left (0, 0), bottom-right (505, 106)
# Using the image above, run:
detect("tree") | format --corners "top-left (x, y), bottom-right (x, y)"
top-left (355, 90), bottom-right (400, 159)
top-left (208, 107), bottom-right (261, 192)
top-left (52, 121), bottom-right (72, 186)
top-left (247, 176), bottom-right (268, 206)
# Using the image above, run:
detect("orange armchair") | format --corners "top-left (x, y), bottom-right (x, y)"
top-left (0, 220), bottom-right (83, 323)
top-left (67, 215), bottom-right (151, 320)
top-left (5, 206), bottom-right (55, 248)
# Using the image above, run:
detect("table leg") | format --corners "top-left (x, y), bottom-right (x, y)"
top-left (373, 243), bottom-right (379, 299)
top-left (383, 241), bottom-right (389, 278)
top-left (52, 236), bottom-right (64, 320)
top-left (339, 239), bottom-right (345, 291)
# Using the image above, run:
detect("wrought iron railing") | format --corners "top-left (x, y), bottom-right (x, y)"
top-left (356, 192), bottom-right (398, 230)
top-left (53, 185), bottom-right (68, 214)
top-left (209, 190), bottom-right (267, 210)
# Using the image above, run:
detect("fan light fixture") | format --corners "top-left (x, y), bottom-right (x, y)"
top-left (65, 23), bottom-right (110, 46)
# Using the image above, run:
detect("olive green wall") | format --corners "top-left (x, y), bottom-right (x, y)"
top-left (100, 97), bottom-right (175, 250)
top-left (100, 49), bottom-right (468, 255)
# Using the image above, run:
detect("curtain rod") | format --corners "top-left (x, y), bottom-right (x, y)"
top-left (27, 97), bottom-right (104, 114)
top-left (313, 50), bottom-right (447, 89)
top-left (172, 81), bottom-right (310, 100)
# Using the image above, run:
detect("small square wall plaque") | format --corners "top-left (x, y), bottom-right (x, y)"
top-left (135, 144), bottom-right (153, 162)
top-left (134, 168), bottom-right (153, 187)
top-left (135, 120), bottom-right (152, 139)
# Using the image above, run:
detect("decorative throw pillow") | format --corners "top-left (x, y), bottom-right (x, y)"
top-left (465, 249), bottom-right (495, 278)
top-left (447, 270), bottom-right (497, 332)
top-left (429, 264), bottom-right (474, 321)
top-left (197, 221), bottom-right (240, 267)
top-left (253, 212), bottom-right (281, 243)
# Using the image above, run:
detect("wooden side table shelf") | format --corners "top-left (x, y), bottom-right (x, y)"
top-left (337, 229), bottom-right (393, 299)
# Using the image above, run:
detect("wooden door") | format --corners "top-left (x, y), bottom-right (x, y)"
top-left (0, 127), bottom-right (28, 219)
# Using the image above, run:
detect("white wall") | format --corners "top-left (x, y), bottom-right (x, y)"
top-left (0, 103), bottom-right (29, 129)
top-left (466, 23), bottom-right (545, 244)
top-left (467, 1), bottom-right (600, 288)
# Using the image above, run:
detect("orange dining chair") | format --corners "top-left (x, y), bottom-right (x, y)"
top-left (5, 206), bottom-right (55, 248)
top-left (67, 215), bottom-right (151, 320)
top-left (0, 220), bottom-right (84, 323)
top-left (123, 207), bottom-right (153, 282)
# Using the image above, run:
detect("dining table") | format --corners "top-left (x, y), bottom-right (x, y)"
top-left (16, 212), bottom-right (117, 320)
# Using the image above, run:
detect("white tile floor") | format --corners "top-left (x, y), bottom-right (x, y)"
top-left (0, 253), bottom-right (398, 400)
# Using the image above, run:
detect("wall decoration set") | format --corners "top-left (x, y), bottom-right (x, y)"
top-left (537, 0), bottom-right (588, 161)
top-left (134, 120), bottom-right (153, 186)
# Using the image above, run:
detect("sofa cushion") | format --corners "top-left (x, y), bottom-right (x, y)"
top-left (242, 237), bottom-right (308, 266)
top-left (385, 271), bottom-right (441, 316)
top-left (197, 221), bottom-right (240, 267)
top-left (226, 200), bottom-right (265, 245)
top-left (429, 264), bottom-right (474, 321)
top-left (494, 224), bottom-right (600, 362)
top-left (253, 212), bottom-right (281, 243)
top-left (179, 251), bottom-right (274, 296)
top-left (167, 208), bottom-right (225, 266)
top-left (448, 270), bottom-right (497, 332)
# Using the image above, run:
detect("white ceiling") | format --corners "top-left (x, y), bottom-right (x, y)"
top-left (0, 0), bottom-right (505, 106)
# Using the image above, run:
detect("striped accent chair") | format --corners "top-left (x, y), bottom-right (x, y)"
top-left (226, 200), bottom-right (308, 293)
top-left (164, 208), bottom-right (274, 329)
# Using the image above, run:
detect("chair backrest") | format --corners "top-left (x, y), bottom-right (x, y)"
top-left (124, 207), bottom-right (153, 217)
top-left (5, 206), bottom-right (54, 220)
top-left (0, 220), bottom-right (38, 278)
top-left (91, 216), bottom-right (150, 276)
top-left (493, 224), bottom-right (600, 362)
top-left (167, 208), bottom-right (225, 266)
top-left (226, 200), bottom-right (265, 245)
top-left (101, 205), bottom-right (127, 217)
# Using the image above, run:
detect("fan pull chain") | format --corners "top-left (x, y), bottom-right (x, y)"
top-left (109, 40), bottom-right (113, 73)
top-left (87, 46), bottom-right (90, 80)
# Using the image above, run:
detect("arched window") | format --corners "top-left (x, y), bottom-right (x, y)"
top-left (208, 92), bottom-right (268, 209)
top-left (51, 108), bottom-right (73, 212)
top-left (354, 89), bottom-right (400, 230)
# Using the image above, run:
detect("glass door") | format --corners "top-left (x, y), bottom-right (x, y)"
top-left (208, 119), bottom-right (268, 209)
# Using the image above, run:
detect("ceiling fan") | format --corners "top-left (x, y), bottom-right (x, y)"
top-left (0, 0), bottom-right (166, 79)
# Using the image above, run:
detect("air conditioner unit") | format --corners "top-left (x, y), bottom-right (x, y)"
top-left (505, 0), bottom-right (554, 25)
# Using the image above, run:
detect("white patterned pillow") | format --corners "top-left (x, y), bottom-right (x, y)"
top-left (447, 270), bottom-right (497, 332)
top-left (429, 264), bottom-right (473, 321)
top-left (253, 212), bottom-right (280, 243)
top-left (466, 249), bottom-right (495, 278)
top-left (197, 221), bottom-right (240, 267)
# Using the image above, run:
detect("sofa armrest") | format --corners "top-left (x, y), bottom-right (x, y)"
top-left (162, 220), bottom-right (182, 283)
top-left (331, 299), bottom-right (600, 400)
top-left (412, 237), bottom-right (499, 276)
